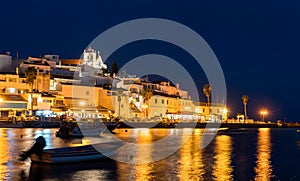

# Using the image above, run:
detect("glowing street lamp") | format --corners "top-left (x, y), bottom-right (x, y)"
top-left (260, 110), bottom-right (268, 122)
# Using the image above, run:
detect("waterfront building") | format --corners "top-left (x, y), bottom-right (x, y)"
top-left (0, 94), bottom-right (27, 120)
top-left (115, 76), bottom-right (198, 120)
top-left (193, 102), bottom-right (227, 122)
top-left (58, 83), bottom-right (122, 119)
top-left (23, 92), bottom-right (56, 117)
top-left (0, 73), bottom-right (28, 94)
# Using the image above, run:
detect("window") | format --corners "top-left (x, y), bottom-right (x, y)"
top-left (167, 100), bottom-right (169, 105)
top-left (162, 99), bottom-right (164, 104)
top-left (8, 78), bottom-right (17, 82)
top-left (86, 91), bottom-right (89, 95)
top-left (7, 88), bottom-right (16, 94)
top-left (203, 108), bottom-right (205, 113)
top-left (43, 99), bottom-right (52, 103)
top-left (155, 99), bottom-right (157, 104)
top-left (32, 98), bottom-right (37, 106)
top-left (55, 100), bottom-right (63, 105)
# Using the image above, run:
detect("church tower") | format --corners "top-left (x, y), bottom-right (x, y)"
top-left (83, 47), bottom-right (107, 70)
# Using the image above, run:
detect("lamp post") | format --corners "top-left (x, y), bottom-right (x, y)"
top-left (260, 110), bottom-right (268, 122)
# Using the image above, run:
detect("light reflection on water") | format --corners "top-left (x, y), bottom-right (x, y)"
top-left (0, 128), bottom-right (299, 180)
top-left (213, 135), bottom-right (233, 181)
top-left (254, 128), bottom-right (272, 181)
top-left (178, 129), bottom-right (204, 180)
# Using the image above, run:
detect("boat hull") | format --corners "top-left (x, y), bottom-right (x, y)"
top-left (30, 142), bottom-right (122, 164)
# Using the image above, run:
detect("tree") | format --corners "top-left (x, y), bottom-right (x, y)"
top-left (141, 88), bottom-right (153, 118)
top-left (111, 61), bottom-right (118, 77)
top-left (242, 95), bottom-right (249, 119)
top-left (25, 67), bottom-right (37, 116)
top-left (203, 84), bottom-right (211, 107)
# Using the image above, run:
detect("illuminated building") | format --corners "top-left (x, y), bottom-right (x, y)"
top-left (193, 102), bottom-right (227, 122)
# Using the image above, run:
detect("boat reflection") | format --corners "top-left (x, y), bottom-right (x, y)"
top-left (213, 135), bottom-right (233, 181)
top-left (27, 160), bottom-right (117, 180)
top-left (254, 128), bottom-right (272, 181)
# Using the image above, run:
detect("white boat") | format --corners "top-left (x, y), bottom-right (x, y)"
top-left (56, 121), bottom-right (119, 138)
top-left (30, 142), bottom-right (122, 164)
top-left (19, 136), bottom-right (123, 164)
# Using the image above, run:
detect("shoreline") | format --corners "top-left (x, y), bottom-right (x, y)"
top-left (0, 121), bottom-right (299, 129)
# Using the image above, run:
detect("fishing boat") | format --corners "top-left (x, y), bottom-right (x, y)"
top-left (19, 136), bottom-right (123, 164)
top-left (56, 120), bottom-right (120, 139)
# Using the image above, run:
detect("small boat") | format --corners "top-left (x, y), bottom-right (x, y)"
top-left (297, 130), bottom-right (300, 133)
top-left (217, 128), bottom-right (257, 135)
top-left (19, 136), bottom-right (123, 164)
top-left (56, 120), bottom-right (120, 139)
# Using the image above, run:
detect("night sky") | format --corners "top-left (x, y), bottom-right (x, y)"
top-left (1, 0), bottom-right (300, 121)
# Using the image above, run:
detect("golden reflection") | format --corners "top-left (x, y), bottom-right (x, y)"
top-left (117, 128), bottom-right (154, 181)
top-left (134, 129), bottom-right (154, 180)
top-left (213, 135), bottom-right (233, 181)
top-left (254, 128), bottom-right (272, 181)
top-left (0, 129), bottom-right (9, 180)
top-left (178, 129), bottom-right (205, 180)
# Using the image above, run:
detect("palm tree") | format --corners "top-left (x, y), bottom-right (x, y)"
top-left (141, 88), bottom-right (153, 118)
top-left (25, 67), bottom-right (37, 116)
top-left (242, 95), bottom-right (249, 120)
top-left (203, 84), bottom-right (211, 107)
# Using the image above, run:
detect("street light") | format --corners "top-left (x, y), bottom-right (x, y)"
top-left (260, 110), bottom-right (268, 122)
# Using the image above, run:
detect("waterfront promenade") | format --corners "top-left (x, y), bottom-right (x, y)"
top-left (0, 120), bottom-right (299, 128)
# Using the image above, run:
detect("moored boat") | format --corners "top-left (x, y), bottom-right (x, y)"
top-left (30, 142), bottom-right (122, 164)
top-left (217, 128), bottom-right (257, 135)
top-left (19, 136), bottom-right (123, 164)
top-left (56, 120), bottom-right (120, 139)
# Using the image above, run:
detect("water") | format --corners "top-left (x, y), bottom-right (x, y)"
top-left (0, 128), bottom-right (299, 180)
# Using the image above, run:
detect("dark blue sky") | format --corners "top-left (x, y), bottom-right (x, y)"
top-left (1, 0), bottom-right (300, 121)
